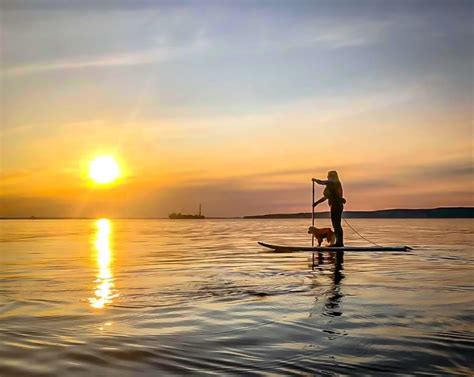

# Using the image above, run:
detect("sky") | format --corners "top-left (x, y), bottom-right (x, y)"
top-left (0, 0), bottom-right (473, 218)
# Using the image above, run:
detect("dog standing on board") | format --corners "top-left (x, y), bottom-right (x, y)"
top-left (308, 226), bottom-right (336, 246)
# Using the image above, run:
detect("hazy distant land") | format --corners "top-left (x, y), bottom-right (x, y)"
top-left (1, 207), bottom-right (473, 220)
top-left (243, 207), bottom-right (474, 219)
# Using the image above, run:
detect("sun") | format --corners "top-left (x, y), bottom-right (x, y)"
top-left (89, 156), bottom-right (121, 184)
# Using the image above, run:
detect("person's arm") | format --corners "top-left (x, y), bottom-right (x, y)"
top-left (312, 178), bottom-right (329, 185)
top-left (313, 196), bottom-right (327, 207)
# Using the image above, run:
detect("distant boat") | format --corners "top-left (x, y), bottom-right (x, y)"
top-left (169, 204), bottom-right (205, 219)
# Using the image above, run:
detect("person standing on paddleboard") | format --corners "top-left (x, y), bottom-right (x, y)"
top-left (312, 171), bottom-right (346, 247)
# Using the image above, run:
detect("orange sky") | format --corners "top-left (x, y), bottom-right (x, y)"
top-left (1, 1), bottom-right (472, 217)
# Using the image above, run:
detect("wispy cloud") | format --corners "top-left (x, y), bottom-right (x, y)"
top-left (0, 169), bottom-right (34, 182)
top-left (2, 11), bottom-right (390, 78)
top-left (282, 20), bottom-right (392, 50)
top-left (2, 37), bottom-right (209, 77)
top-left (205, 18), bottom-right (391, 58)
top-left (405, 159), bottom-right (474, 180)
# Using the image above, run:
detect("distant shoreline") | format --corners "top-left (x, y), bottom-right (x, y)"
top-left (0, 216), bottom-right (241, 220)
top-left (243, 207), bottom-right (474, 219)
top-left (1, 207), bottom-right (473, 220)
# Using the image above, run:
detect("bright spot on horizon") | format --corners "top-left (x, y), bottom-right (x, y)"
top-left (89, 156), bottom-right (121, 184)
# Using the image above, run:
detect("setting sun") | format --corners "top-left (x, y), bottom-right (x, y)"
top-left (89, 156), bottom-right (121, 184)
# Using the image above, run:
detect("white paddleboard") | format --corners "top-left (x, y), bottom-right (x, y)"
top-left (258, 241), bottom-right (412, 252)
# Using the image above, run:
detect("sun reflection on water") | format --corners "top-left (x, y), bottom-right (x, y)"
top-left (89, 219), bottom-right (118, 309)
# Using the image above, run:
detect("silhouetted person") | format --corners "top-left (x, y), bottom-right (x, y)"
top-left (312, 171), bottom-right (346, 247)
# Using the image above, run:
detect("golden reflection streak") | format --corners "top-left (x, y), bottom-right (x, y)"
top-left (89, 219), bottom-right (118, 309)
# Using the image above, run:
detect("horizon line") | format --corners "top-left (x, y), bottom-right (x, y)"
top-left (1, 206), bottom-right (472, 220)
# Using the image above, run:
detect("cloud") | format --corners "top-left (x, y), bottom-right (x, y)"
top-left (203, 18), bottom-right (391, 59)
top-left (282, 20), bottom-right (392, 50)
top-left (1, 153), bottom-right (472, 218)
top-left (0, 169), bottom-right (34, 183)
top-left (345, 179), bottom-right (399, 191)
top-left (2, 173), bottom-right (472, 218)
top-left (0, 195), bottom-right (73, 218)
top-left (2, 38), bottom-right (209, 77)
top-left (1, 2), bottom-right (392, 79)
top-left (0, 0), bottom-right (181, 11)
top-left (406, 159), bottom-right (473, 179)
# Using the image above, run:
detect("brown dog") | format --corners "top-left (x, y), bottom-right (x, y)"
top-left (308, 226), bottom-right (336, 246)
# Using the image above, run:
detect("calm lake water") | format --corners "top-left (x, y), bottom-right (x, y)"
top-left (0, 219), bottom-right (473, 376)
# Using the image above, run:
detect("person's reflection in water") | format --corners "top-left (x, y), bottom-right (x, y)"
top-left (310, 251), bottom-right (344, 317)
top-left (324, 251), bottom-right (344, 317)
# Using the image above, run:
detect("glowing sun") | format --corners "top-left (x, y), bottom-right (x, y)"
top-left (89, 156), bottom-right (121, 184)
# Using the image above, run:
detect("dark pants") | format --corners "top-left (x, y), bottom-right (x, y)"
top-left (331, 204), bottom-right (344, 246)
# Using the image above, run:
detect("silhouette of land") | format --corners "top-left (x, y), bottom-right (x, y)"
top-left (169, 204), bottom-right (205, 219)
top-left (168, 213), bottom-right (205, 219)
top-left (243, 207), bottom-right (473, 219)
top-left (1, 207), bottom-right (472, 220)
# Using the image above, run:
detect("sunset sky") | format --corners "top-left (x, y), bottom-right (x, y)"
top-left (1, 0), bottom-right (472, 218)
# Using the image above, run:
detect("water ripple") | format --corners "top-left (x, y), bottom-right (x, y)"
top-left (0, 219), bottom-right (473, 376)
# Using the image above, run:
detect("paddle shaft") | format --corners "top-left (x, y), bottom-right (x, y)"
top-left (311, 179), bottom-right (315, 246)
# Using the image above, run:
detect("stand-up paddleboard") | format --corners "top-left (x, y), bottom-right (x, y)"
top-left (258, 241), bottom-right (412, 253)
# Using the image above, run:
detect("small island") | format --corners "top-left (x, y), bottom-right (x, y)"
top-left (169, 204), bottom-right (205, 219)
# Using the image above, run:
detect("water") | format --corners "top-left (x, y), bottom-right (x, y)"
top-left (0, 219), bottom-right (473, 376)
